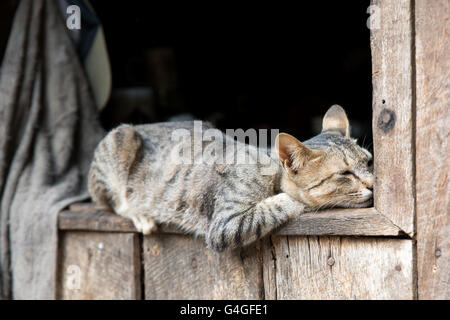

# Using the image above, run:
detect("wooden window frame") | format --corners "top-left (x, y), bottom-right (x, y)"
top-left (59, 1), bottom-right (415, 239)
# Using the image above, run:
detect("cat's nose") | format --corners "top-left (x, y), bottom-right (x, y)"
top-left (363, 175), bottom-right (374, 190)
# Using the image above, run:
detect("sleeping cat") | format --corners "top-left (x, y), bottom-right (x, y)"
top-left (88, 105), bottom-right (373, 251)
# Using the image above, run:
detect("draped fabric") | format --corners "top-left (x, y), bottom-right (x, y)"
top-left (0, 0), bottom-right (104, 299)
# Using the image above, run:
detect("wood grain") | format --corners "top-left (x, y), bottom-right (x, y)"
top-left (59, 204), bottom-right (403, 236)
top-left (261, 237), bottom-right (277, 300)
top-left (59, 206), bottom-right (137, 233)
top-left (266, 236), bottom-right (414, 299)
top-left (57, 231), bottom-right (141, 300)
top-left (370, 0), bottom-right (415, 236)
top-left (276, 208), bottom-right (403, 236)
top-left (143, 234), bottom-right (263, 299)
top-left (415, 0), bottom-right (450, 300)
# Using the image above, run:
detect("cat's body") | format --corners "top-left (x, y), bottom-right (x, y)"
top-left (88, 105), bottom-right (374, 251)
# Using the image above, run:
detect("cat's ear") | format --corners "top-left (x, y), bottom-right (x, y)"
top-left (322, 104), bottom-right (350, 137)
top-left (276, 133), bottom-right (323, 175)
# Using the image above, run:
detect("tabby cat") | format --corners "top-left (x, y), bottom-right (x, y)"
top-left (88, 105), bottom-right (373, 251)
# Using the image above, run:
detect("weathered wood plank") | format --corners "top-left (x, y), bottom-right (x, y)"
top-left (370, 0), bottom-right (415, 236)
top-left (143, 234), bottom-right (263, 299)
top-left (59, 204), bottom-right (402, 236)
top-left (59, 207), bottom-right (137, 233)
top-left (59, 205), bottom-right (184, 234)
top-left (266, 236), bottom-right (414, 299)
top-left (276, 208), bottom-right (402, 236)
top-left (57, 231), bottom-right (141, 300)
top-left (64, 203), bottom-right (187, 234)
top-left (415, 0), bottom-right (450, 300)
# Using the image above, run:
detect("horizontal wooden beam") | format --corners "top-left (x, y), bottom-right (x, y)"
top-left (59, 203), bottom-right (404, 237)
top-left (59, 203), bottom-right (138, 233)
top-left (275, 208), bottom-right (403, 236)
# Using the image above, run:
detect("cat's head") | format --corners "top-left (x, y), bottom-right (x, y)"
top-left (276, 105), bottom-right (374, 209)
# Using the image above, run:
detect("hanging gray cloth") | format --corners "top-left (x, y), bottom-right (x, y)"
top-left (0, 0), bottom-right (105, 299)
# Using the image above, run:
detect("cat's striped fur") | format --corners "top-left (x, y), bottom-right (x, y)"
top-left (88, 105), bottom-right (374, 251)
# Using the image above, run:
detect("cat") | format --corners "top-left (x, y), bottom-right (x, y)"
top-left (88, 105), bottom-right (374, 251)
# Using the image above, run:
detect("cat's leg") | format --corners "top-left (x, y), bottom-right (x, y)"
top-left (206, 193), bottom-right (306, 251)
top-left (90, 124), bottom-right (142, 210)
top-left (108, 124), bottom-right (143, 185)
top-left (88, 163), bottom-right (115, 210)
top-left (89, 125), bottom-right (159, 235)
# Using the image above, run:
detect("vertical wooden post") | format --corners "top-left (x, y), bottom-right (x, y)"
top-left (415, 0), bottom-right (450, 300)
top-left (370, 0), bottom-right (416, 236)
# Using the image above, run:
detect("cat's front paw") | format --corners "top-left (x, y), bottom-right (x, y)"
top-left (131, 216), bottom-right (158, 235)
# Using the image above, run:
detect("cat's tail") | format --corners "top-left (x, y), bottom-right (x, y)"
top-left (88, 124), bottom-right (143, 213)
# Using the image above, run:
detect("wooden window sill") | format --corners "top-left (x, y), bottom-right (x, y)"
top-left (59, 203), bottom-right (405, 237)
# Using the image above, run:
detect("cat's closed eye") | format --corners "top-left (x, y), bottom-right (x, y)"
top-left (341, 170), bottom-right (356, 177)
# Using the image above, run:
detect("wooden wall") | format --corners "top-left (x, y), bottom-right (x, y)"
top-left (263, 236), bottom-right (413, 299)
top-left (415, 0), bottom-right (449, 300)
top-left (57, 229), bottom-right (415, 300)
top-left (57, 206), bottom-right (415, 300)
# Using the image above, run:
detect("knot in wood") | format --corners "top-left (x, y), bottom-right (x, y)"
top-left (327, 257), bottom-right (335, 266)
top-left (435, 248), bottom-right (442, 257)
top-left (395, 265), bottom-right (402, 272)
top-left (152, 245), bottom-right (159, 256)
top-left (191, 258), bottom-right (198, 269)
top-left (377, 108), bottom-right (396, 133)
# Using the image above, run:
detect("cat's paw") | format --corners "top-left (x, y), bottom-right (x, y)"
top-left (131, 216), bottom-right (157, 235)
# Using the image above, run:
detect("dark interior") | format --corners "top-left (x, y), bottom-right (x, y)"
top-left (1, 1), bottom-right (373, 149)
